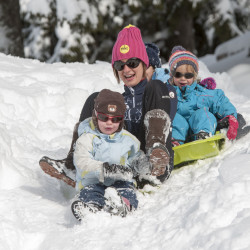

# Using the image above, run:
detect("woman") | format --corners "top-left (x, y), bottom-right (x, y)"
top-left (40, 25), bottom-right (175, 187)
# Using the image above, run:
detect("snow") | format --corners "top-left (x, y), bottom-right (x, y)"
top-left (200, 31), bottom-right (250, 73)
top-left (1, 46), bottom-right (250, 250)
top-left (56, 0), bottom-right (99, 25)
top-left (0, 27), bottom-right (10, 53)
top-left (20, 0), bottom-right (51, 15)
top-left (98, 0), bottom-right (116, 16)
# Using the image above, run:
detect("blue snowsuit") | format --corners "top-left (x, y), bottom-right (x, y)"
top-left (172, 82), bottom-right (237, 143)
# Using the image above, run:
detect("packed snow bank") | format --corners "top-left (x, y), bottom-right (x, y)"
top-left (0, 53), bottom-right (250, 250)
top-left (200, 31), bottom-right (250, 73)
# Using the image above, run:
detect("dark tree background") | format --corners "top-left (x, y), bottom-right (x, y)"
top-left (0, 0), bottom-right (24, 57)
top-left (0, 0), bottom-right (249, 63)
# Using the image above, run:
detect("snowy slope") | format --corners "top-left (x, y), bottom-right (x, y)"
top-left (200, 31), bottom-right (250, 73)
top-left (0, 52), bottom-right (250, 250)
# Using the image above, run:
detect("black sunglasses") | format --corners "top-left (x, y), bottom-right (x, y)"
top-left (174, 72), bottom-right (194, 79)
top-left (113, 58), bottom-right (141, 71)
top-left (96, 112), bottom-right (124, 123)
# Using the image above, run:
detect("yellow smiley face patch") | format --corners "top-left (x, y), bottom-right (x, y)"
top-left (120, 45), bottom-right (130, 54)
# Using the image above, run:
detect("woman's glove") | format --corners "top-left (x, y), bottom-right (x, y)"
top-left (100, 162), bottom-right (133, 182)
top-left (220, 115), bottom-right (239, 140)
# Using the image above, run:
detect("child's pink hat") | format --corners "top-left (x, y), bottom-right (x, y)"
top-left (112, 25), bottom-right (149, 67)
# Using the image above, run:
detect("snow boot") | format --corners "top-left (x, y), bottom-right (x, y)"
top-left (39, 156), bottom-right (76, 187)
top-left (144, 109), bottom-right (171, 177)
top-left (148, 144), bottom-right (170, 176)
top-left (39, 122), bottom-right (80, 187)
top-left (104, 187), bottom-right (131, 217)
top-left (196, 131), bottom-right (210, 140)
top-left (171, 138), bottom-right (181, 147)
top-left (235, 113), bottom-right (250, 140)
top-left (71, 200), bottom-right (101, 221)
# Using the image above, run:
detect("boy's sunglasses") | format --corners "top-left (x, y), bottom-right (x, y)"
top-left (113, 58), bottom-right (141, 71)
top-left (174, 72), bottom-right (194, 79)
top-left (96, 112), bottom-right (124, 123)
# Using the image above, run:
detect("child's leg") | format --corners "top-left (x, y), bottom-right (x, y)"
top-left (188, 108), bottom-right (217, 135)
top-left (172, 113), bottom-right (189, 144)
top-left (112, 181), bottom-right (138, 209)
top-left (78, 183), bottom-right (106, 209)
top-left (71, 183), bottom-right (106, 220)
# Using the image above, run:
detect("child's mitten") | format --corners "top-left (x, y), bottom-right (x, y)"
top-left (101, 163), bottom-right (133, 182)
top-left (220, 115), bottom-right (239, 140)
top-left (199, 77), bottom-right (216, 89)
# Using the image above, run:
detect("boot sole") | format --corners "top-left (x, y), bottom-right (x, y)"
top-left (39, 160), bottom-right (76, 188)
top-left (150, 147), bottom-right (170, 176)
top-left (71, 200), bottom-right (84, 221)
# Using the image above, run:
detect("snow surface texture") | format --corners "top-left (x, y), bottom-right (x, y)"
top-left (200, 31), bottom-right (250, 73)
top-left (0, 52), bottom-right (250, 250)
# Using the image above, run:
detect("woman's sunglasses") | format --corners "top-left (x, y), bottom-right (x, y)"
top-left (174, 72), bottom-right (194, 79)
top-left (96, 112), bottom-right (124, 123)
top-left (113, 58), bottom-right (141, 71)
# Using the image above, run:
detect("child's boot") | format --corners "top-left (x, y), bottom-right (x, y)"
top-left (104, 187), bottom-right (131, 217)
top-left (71, 199), bottom-right (101, 221)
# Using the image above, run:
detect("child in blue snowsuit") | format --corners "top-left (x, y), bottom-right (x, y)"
top-left (71, 89), bottom-right (140, 221)
top-left (168, 46), bottom-right (239, 144)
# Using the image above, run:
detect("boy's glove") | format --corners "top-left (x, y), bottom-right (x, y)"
top-left (131, 150), bottom-right (152, 176)
top-left (100, 162), bottom-right (133, 182)
top-left (220, 115), bottom-right (239, 140)
top-left (199, 77), bottom-right (216, 89)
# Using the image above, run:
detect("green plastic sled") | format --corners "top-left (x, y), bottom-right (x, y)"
top-left (173, 133), bottom-right (226, 167)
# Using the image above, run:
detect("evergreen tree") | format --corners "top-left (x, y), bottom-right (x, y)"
top-left (0, 0), bottom-right (24, 57)
top-left (19, 0), bottom-right (250, 63)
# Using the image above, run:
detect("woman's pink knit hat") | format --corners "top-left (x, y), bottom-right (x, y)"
top-left (112, 24), bottom-right (149, 67)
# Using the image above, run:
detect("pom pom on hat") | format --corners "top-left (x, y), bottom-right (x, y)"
top-left (94, 89), bottom-right (126, 116)
top-left (145, 43), bottom-right (162, 68)
top-left (112, 25), bottom-right (149, 68)
top-left (171, 45), bottom-right (186, 54)
top-left (168, 45), bottom-right (199, 75)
